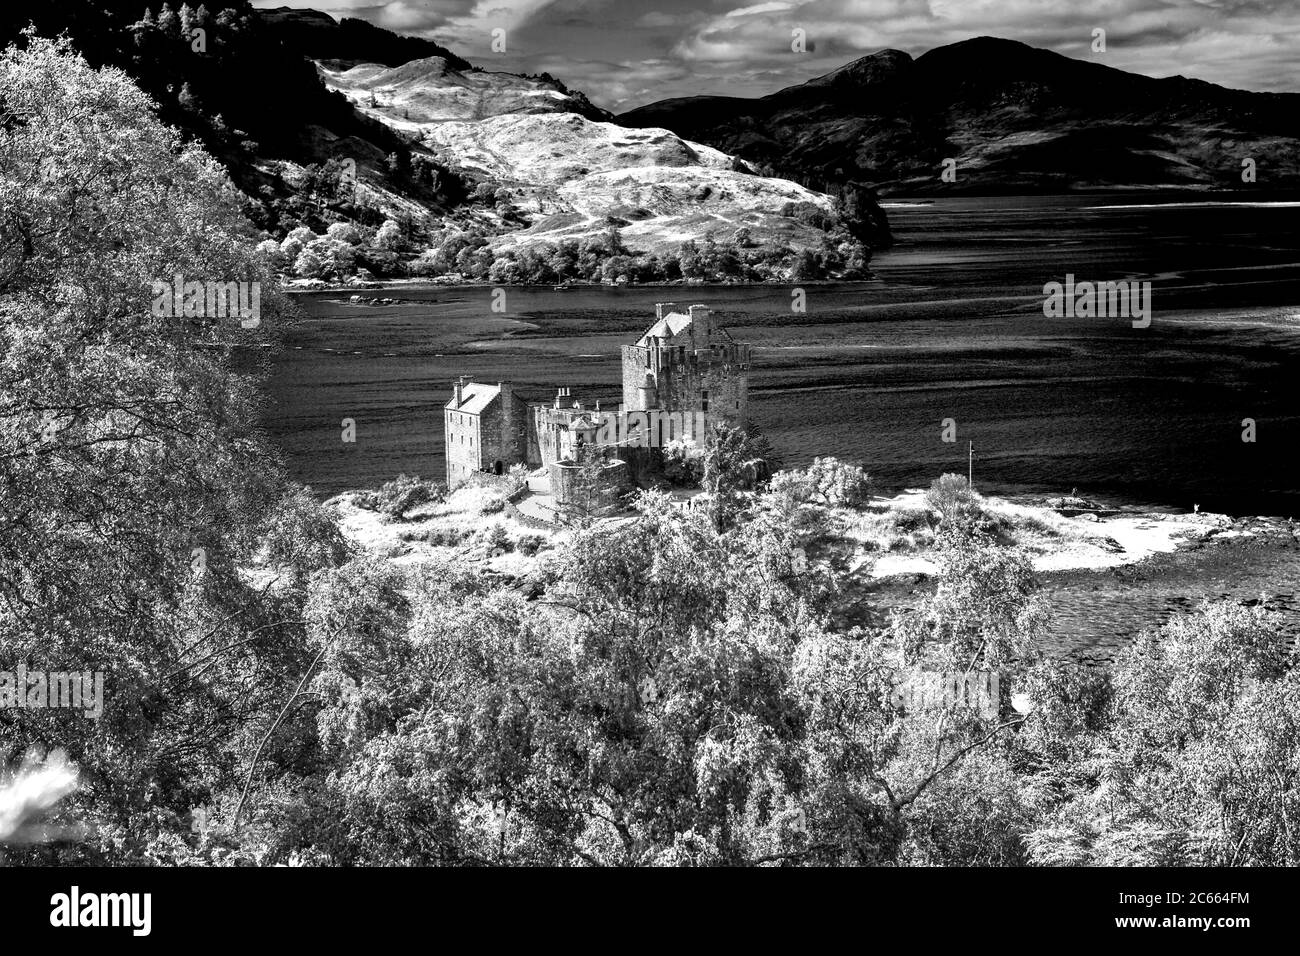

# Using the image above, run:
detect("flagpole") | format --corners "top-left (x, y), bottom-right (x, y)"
top-left (968, 441), bottom-right (973, 491)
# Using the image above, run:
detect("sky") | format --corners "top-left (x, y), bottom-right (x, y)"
top-left (251, 0), bottom-right (1300, 112)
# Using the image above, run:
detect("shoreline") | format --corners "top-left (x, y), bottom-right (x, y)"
top-left (280, 277), bottom-right (875, 296)
top-left (324, 480), bottom-right (1295, 579)
top-left (316, 482), bottom-right (1298, 658)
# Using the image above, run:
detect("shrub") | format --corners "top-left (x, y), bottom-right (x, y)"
top-left (772, 457), bottom-right (872, 508)
top-left (482, 522), bottom-right (512, 556)
top-left (293, 247), bottom-right (325, 278)
top-left (925, 473), bottom-right (979, 524)
top-left (661, 438), bottom-right (704, 486)
top-left (516, 533), bottom-right (547, 556)
top-left (357, 474), bottom-right (445, 520)
top-left (254, 238), bottom-right (284, 269)
top-left (407, 249), bottom-right (445, 277)
top-left (403, 525), bottom-right (469, 547)
top-left (325, 221), bottom-right (362, 245)
top-left (374, 220), bottom-right (404, 251)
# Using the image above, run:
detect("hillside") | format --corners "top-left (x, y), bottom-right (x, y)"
top-left (317, 47), bottom-right (886, 270)
top-left (257, 5), bottom-right (471, 69)
top-left (0, 1), bottom-right (470, 241)
top-left (620, 36), bottom-right (1300, 195)
top-left (319, 55), bottom-right (611, 124)
top-left (0, 1), bottom-right (886, 282)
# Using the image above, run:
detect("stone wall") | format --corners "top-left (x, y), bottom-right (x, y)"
top-left (549, 458), bottom-right (631, 517)
top-left (621, 342), bottom-right (750, 431)
top-left (444, 405), bottom-right (481, 489)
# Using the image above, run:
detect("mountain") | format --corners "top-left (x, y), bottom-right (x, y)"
top-left (321, 55), bottom-right (871, 261)
top-left (619, 37), bottom-right (1300, 194)
top-left (258, 6), bottom-right (471, 70)
top-left (0, 1), bottom-right (467, 238)
top-left (320, 56), bottom-right (611, 124)
top-left (1, 2), bottom-right (884, 280)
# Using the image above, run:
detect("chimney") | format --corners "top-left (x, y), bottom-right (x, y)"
top-left (555, 387), bottom-right (564, 409)
top-left (688, 304), bottom-right (711, 344)
top-left (500, 382), bottom-right (515, 452)
top-left (454, 376), bottom-right (465, 406)
top-left (656, 302), bottom-right (675, 320)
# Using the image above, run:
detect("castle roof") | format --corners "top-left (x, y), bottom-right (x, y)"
top-left (636, 312), bottom-right (694, 346)
top-left (635, 307), bottom-right (735, 349)
top-left (445, 382), bottom-right (500, 416)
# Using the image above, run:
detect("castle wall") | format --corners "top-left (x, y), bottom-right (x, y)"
top-left (548, 458), bottom-right (631, 517)
top-left (444, 407), bottom-right (482, 489)
top-left (621, 342), bottom-right (750, 432)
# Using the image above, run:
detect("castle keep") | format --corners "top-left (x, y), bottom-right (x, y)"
top-left (444, 304), bottom-right (751, 508)
top-left (622, 303), bottom-right (751, 434)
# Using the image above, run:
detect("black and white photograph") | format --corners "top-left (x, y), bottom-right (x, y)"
top-left (0, 0), bottom-right (1296, 938)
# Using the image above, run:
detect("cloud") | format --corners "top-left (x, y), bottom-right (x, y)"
top-left (251, 0), bottom-right (1300, 110)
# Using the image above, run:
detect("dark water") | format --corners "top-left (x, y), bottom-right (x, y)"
top-left (264, 192), bottom-right (1300, 517)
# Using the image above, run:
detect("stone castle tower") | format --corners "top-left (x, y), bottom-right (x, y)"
top-left (620, 303), bottom-right (751, 439)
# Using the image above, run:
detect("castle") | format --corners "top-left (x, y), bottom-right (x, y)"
top-left (444, 303), bottom-right (751, 509)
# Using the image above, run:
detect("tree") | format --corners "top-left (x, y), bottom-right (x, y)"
top-left (791, 248), bottom-right (824, 281)
top-left (254, 238), bottom-right (285, 270)
top-left (157, 3), bottom-right (181, 37)
top-left (0, 37), bottom-right (314, 862)
top-left (1025, 602), bottom-right (1298, 866)
top-left (701, 423), bottom-right (779, 531)
top-left (386, 149), bottom-right (410, 182)
top-left (925, 473), bottom-right (978, 526)
top-left (891, 529), bottom-right (1049, 673)
top-left (373, 219), bottom-right (403, 252)
top-left (678, 240), bottom-right (702, 279)
top-left (325, 221), bottom-right (362, 246)
top-left (294, 246), bottom-right (326, 278)
top-left (770, 457), bottom-right (871, 508)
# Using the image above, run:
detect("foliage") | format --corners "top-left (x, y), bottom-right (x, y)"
top-left (354, 474), bottom-right (446, 520)
top-left (701, 423), bottom-right (782, 531)
top-left (925, 473), bottom-right (980, 525)
top-left (770, 457), bottom-right (872, 508)
top-left (0, 37), bottom-right (319, 863)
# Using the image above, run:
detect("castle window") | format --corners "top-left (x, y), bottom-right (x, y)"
top-left (701, 389), bottom-right (709, 412)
